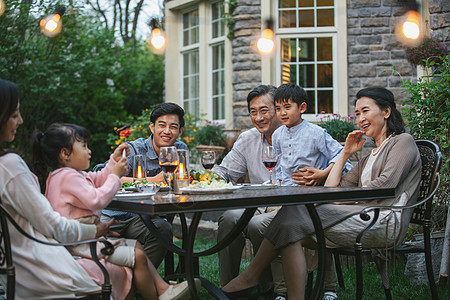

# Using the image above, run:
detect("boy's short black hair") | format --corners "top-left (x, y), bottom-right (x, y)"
top-left (246, 85), bottom-right (276, 112)
top-left (150, 102), bottom-right (185, 128)
top-left (273, 83), bottom-right (308, 108)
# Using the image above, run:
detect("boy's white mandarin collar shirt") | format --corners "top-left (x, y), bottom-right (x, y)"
top-left (272, 120), bottom-right (353, 186)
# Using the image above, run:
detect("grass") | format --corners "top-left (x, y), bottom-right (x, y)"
top-left (158, 237), bottom-right (449, 299)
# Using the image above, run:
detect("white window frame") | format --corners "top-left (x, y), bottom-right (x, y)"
top-left (180, 7), bottom-right (200, 116)
top-left (208, 0), bottom-right (226, 122)
top-left (271, 0), bottom-right (348, 121)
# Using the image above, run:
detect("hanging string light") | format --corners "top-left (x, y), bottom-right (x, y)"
top-left (257, 19), bottom-right (275, 55)
top-left (40, 7), bottom-right (65, 37)
top-left (0, 0), bottom-right (6, 17)
top-left (146, 18), bottom-right (166, 54)
top-left (395, 1), bottom-right (423, 47)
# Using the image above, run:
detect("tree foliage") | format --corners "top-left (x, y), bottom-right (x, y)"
top-left (0, 0), bottom-right (164, 164)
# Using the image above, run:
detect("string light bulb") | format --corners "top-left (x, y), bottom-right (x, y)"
top-left (146, 18), bottom-right (166, 54)
top-left (257, 19), bottom-right (275, 55)
top-left (40, 6), bottom-right (65, 37)
top-left (395, 2), bottom-right (423, 47)
top-left (0, 0), bottom-right (5, 17)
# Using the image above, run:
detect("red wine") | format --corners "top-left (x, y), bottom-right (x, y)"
top-left (202, 163), bottom-right (214, 170)
top-left (263, 161), bottom-right (277, 171)
top-left (162, 164), bottom-right (178, 174)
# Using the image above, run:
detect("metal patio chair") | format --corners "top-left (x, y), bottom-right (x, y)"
top-left (0, 198), bottom-right (113, 299)
top-left (332, 139), bottom-right (443, 300)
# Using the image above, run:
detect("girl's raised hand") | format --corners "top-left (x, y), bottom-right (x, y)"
top-left (112, 156), bottom-right (129, 178)
top-left (112, 143), bottom-right (130, 162)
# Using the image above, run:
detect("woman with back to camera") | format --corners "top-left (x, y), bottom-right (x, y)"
top-left (0, 78), bottom-right (191, 300)
top-left (222, 86), bottom-right (422, 300)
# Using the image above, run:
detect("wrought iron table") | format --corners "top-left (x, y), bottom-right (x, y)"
top-left (108, 185), bottom-right (395, 300)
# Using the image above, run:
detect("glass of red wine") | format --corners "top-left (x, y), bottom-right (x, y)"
top-left (200, 151), bottom-right (216, 170)
top-left (159, 146), bottom-right (179, 199)
top-left (262, 145), bottom-right (277, 184)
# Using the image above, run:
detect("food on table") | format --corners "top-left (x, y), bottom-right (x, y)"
top-left (189, 170), bottom-right (220, 184)
top-left (188, 179), bottom-right (233, 189)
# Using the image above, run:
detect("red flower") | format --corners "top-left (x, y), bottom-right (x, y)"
top-left (120, 129), bottom-right (132, 138)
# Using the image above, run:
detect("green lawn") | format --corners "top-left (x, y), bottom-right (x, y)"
top-left (158, 237), bottom-right (449, 299)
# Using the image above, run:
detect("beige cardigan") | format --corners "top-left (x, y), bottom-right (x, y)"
top-left (264, 133), bottom-right (422, 249)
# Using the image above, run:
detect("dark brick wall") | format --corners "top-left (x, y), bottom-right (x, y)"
top-left (346, 0), bottom-right (417, 111)
top-left (428, 0), bottom-right (450, 47)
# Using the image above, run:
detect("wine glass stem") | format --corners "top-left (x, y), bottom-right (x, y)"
top-left (269, 170), bottom-right (273, 184)
top-left (168, 174), bottom-right (172, 198)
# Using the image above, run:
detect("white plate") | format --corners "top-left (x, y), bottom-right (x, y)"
top-left (237, 184), bottom-right (279, 190)
top-left (179, 186), bottom-right (242, 195)
top-left (115, 191), bottom-right (156, 200)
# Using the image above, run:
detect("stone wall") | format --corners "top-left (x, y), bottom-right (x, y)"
top-left (229, 1), bottom-right (448, 129)
top-left (346, 0), bottom-right (417, 111)
top-left (231, 0), bottom-right (262, 130)
top-left (428, 0), bottom-right (450, 47)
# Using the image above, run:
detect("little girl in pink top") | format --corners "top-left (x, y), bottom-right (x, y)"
top-left (32, 123), bottom-right (191, 300)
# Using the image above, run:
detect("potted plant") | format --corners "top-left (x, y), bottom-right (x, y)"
top-left (405, 37), bottom-right (449, 67)
top-left (194, 120), bottom-right (226, 153)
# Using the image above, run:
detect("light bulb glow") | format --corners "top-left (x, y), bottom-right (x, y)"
top-left (40, 14), bottom-right (62, 37)
top-left (146, 28), bottom-right (166, 54)
top-left (0, 0), bottom-right (5, 17)
top-left (395, 10), bottom-right (423, 47)
top-left (151, 29), bottom-right (165, 50)
top-left (257, 29), bottom-right (275, 54)
top-left (403, 20), bottom-right (420, 39)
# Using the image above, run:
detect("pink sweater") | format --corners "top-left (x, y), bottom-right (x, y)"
top-left (45, 155), bottom-right (121, 219)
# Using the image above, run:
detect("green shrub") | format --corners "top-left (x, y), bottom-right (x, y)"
top-left (194, 120), bottom-right (226, 146)
top-left (317, 113), bottom-right (357, 142)
top-left (399, 53), bottom-right (449, 232)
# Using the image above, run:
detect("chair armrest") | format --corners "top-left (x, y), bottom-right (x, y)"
top-left (0, 203), bottom-right (113, 287)
top-left (359, 174), bottom-right (440, 221)
top-left (354, 174), bottom-right (440, 245)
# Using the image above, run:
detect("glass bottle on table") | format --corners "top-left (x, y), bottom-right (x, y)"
top-left (159, 146), bottom-right (179, 199)
top-left (200, 151), bottom-right (216, 170)
top-left (262, 145), bottom-right (277, 184)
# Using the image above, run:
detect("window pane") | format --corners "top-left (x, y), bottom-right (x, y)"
top-left (299, 0), bottom-right (314, 7)
top-left (318, 90), bottom-right (333, 113)
top-left (279, 0), bottom-right (296, 8)
top-left (317, 64), bottom-right (333, 87)
top-left (317, 9), bottom-right (334, 26)
top-left (281, 38), bottom-right (296, 62)
top-left (317, 38), bottom-right (332, 61)
top-left (306, 91), bottom-right (315, 114)
top-left (298, 10), bottom-right (314, 27)
top-left (212, 2), bottom-right (224, 38)
top-left (183, 10), bottom-right (199, 46)
top-left (213, 72), bottom-right (219, 95)
top-left (317, 0), bottom-right (334, 6)
top-left (298, 38), bottom-right (314, 62)
top-left (279, 10), bottom-right (296, 28)
top-left (281, 64), bottom-right (296, 84)
top-left (299, 64), bottom-right (314, 88)
top-left (183, 78), bottom-right (189, 98)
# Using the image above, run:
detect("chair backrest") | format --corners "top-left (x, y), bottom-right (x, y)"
top-left (410, 140), bottom-right (443, 225)
top-left (0, 197), bottom-right (16, 299)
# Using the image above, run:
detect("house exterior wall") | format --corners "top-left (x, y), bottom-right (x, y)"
top-left (164, 0), bottom-right (449, 130)
top-left (230, 0), bottom-right (263, 129)
top-left (346, 0), bottom-right (416, 111)
top-left (428, 0), bottom-right (450, 47)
